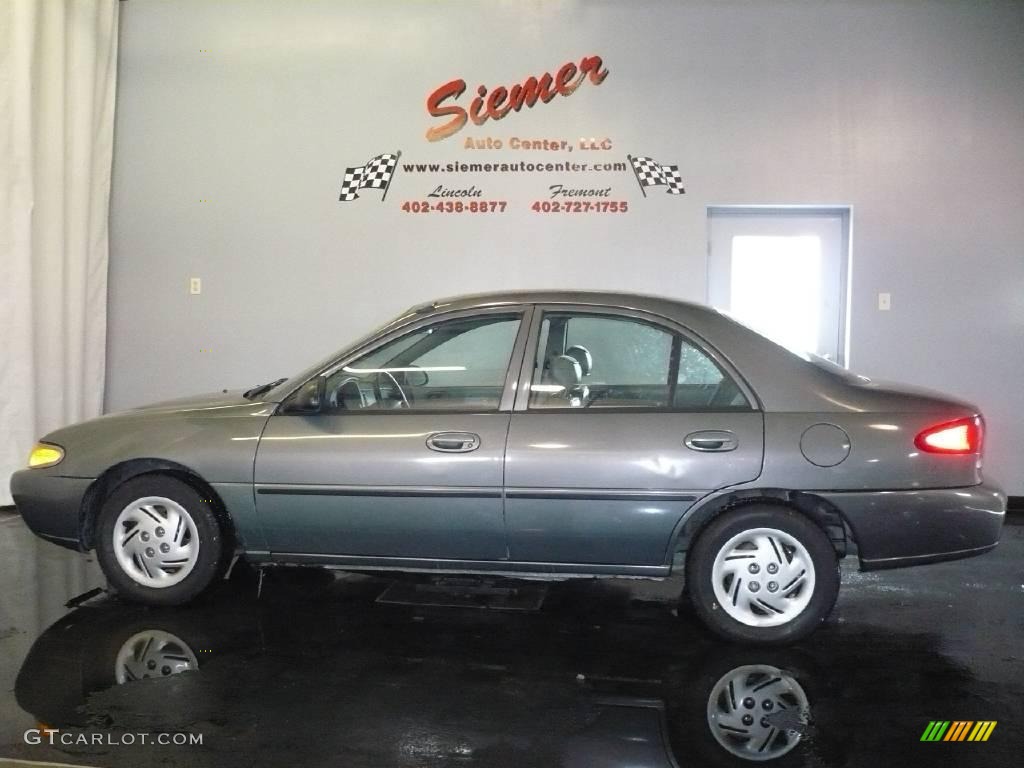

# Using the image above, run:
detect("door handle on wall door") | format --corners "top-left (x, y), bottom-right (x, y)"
top-left (426, 432), bottom-right (481, 453)
top-left (684, 430), bottom-right (738, 452)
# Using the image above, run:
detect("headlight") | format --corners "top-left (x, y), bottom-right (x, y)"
top-left (28, 443), bottom-right (64, 469)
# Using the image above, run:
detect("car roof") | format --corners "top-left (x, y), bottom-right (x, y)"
top-left (273, 290), bottom-right (957, 415)
top-left (415, 289), bottom-right (715, 319)
top-left (406, 290), bottom-right (819, 408)
top-left (406, 291), bottom-right (941, 414)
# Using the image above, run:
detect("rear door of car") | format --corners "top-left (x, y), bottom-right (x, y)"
top-left (253, 306), bottom-right (532, 562)
top-left (503, 305), bottom-right (764, 568)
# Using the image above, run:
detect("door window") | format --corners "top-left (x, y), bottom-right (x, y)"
top-left (528, 312), bottom-right (749, 410)
top-left (325, 314), bottom-right (520, 412)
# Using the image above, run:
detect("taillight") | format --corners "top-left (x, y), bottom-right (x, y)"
top-left (914, 417), bottom-right (982, 454)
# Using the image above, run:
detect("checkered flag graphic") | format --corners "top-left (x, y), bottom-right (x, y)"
top-left (628, 155), bottom-right (685, 195)
top-left (338, 151), bottom-right (401, 202)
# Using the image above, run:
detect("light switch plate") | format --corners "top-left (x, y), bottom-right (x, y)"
top-left (878, 292), bottom-right (891, 311)
top-left (190, 277), bottom-right (202, 295)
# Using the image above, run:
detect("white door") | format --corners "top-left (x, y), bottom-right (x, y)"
top-left (707, 208), bottom-right (850, 364)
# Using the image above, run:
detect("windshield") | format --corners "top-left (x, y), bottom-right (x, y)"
top-left (259, 309), bottom-right (420, 402)
top-left (242, 377), bottom-right (287, 400)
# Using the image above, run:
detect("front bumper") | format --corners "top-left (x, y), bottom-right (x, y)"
top-left (9, 469), bottom-right (93, 551)
top-left (819, 482), bottom-right (1006, 570)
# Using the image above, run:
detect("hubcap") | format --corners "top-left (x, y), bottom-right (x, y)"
top-left (711, 527), bottom-right (816, 627)
top-left (707, 664), bottom-right (809, 761)
top-left (114, 630), bottom-right (199, 684)
top-left (113, 496), bottom-right (199, 588)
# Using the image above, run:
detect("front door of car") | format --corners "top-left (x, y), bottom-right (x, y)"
top-left (253, 307), bottom-right (530, 561)
top-left (504, 306), bottom-right (765, 568)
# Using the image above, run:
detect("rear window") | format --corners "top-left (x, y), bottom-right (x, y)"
top-left (803, 352), bottom-right (871, 384)
top-left (718, 311), bottom-right (869, 384)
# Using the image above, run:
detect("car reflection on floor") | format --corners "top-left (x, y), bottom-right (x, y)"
top-left (6, 555), bottom-right (1018, 768)
top-left (15, 570), bottom-right (813, 767)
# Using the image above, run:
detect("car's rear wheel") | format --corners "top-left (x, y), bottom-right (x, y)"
top-left (686, 504), bottom-right (840, 644)
top-left (96, 475), bottom-right (226, 606)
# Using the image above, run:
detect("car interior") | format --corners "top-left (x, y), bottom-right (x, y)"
top-left (322, 311), bottom-right (750, 413)
top-left (325, 315), bottom-right (520, 411)
top-left (531, 313), bottom-right (750, 410)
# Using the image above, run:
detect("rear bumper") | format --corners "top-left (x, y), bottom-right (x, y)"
top-left (9, 469), bottom-right (92, 551)
top-left (819, 483), bottom-right (1005, 571)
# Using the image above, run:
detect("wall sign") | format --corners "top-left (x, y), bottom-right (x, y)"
top-left (425, 55), bottom-right (610, 143)
top-left (628, 156), bottom-right (685, 196)
top-left (338, 152), bottom-right (401, 202)
top-left (336, 55), bottom-right (685, 214)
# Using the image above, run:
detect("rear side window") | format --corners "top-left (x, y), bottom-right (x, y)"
top-left (529, 312), bottom-right (750, 410)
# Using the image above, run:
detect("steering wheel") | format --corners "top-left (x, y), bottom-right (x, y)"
top-left (330, 376), bottom-right (368, 409)
top-left (373, 370), bottom-right (410, 409)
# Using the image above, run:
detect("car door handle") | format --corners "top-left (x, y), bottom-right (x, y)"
top-left (426, 432), bottom-right (481, 453)
top-left (684, 430), bottom-right (738, 452)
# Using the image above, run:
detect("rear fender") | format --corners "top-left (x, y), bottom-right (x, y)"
top-left (665, 488), bottom-right (849, 567)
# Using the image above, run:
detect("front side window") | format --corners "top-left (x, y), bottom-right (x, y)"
top-left (529, 312), bottom-right (750, 410)
top-left (325, 314), bottom-right (520, 412)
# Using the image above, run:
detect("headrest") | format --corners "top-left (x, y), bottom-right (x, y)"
top-left (564, 345), bottom-right (593, 376)
top-left (549, 355), bottom-right (583, 390)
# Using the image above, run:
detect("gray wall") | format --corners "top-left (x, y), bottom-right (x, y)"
top-left (108, 0), bottom-right (1024, 494)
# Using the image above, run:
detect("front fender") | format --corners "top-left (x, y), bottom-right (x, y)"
top-left (41, 403), bottom-right (274, 483)
top-left (27, 403), bottom-right (274, 552)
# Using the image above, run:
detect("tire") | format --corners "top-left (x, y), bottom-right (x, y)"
top-left (664, 647), bottom-right (820, 767)
top-left (686, 504), bottom-right (840, 645)
top-left (96, 475), bottom-right (226, 606)
top-left (663, 651), bottom-right (815, 768)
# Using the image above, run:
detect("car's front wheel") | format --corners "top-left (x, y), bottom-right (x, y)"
top-left (96, 475), bottom-right (226, 606)
top-left (686, 504), bottom-right (840, 644)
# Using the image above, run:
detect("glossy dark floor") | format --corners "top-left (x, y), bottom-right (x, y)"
top-left (1, 511), bottom-right (1021, 768)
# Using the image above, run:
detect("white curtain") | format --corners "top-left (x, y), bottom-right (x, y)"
top-left (0, 0), bottom-right (118, 505)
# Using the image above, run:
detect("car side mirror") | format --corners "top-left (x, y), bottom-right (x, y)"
top-left (282, 377), bottom-right (324, 414)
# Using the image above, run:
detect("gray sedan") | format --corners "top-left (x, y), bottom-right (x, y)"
top-left (10, 291), bottom-right (1005, 643)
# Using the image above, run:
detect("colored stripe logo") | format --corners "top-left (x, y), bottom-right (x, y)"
top-left (921, 721), bottom-right (996, 742)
